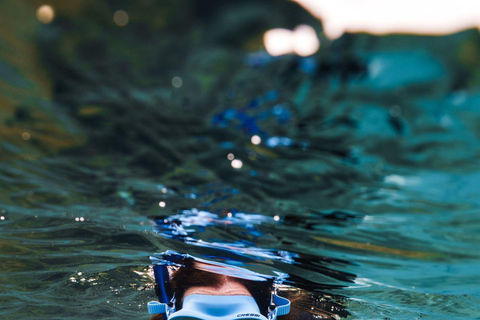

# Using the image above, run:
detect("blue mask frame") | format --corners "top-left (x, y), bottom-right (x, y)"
top-left (148, 293), bottom-right (290, 319)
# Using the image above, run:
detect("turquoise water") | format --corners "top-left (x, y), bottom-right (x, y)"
top-left (1, 1), bottom-right (480, 319)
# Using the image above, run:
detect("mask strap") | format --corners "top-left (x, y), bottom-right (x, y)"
top-left (153, 264), bottom-right (171, 303)
top-left (150, 264), bottom-right (176, 317)
top-left (148, 298), bottom-right (176, 316)
top-left (273, 294), bottom-right (291, 316)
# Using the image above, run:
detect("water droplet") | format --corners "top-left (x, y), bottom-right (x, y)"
top-left (22, 132), bottom-right (31, 140)
top-left (251, 135), bottom-right (261, 145)
top-left (231, 159), bottom-right (243, 169)
top-left (172, 76), bottom-right (183, 88)
top-left (37, 5), bottom-right (55, 24)
top-left (113, 10), bottom-right (129, 27)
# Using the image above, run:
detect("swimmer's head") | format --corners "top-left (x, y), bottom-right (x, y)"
top-left (148, 259), bottom-right (290, 320)
top-left (148, 252), bottom-right (351, 319)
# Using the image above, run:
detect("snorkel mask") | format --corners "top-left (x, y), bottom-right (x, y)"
top-left (147, 251), bottom-right (291, 320)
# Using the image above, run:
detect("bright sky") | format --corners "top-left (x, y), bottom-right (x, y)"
top-left (294, 0), bottom-right (480, 39)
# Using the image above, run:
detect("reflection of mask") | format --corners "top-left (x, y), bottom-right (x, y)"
top-left (148, 251), bottom-right (291, 320)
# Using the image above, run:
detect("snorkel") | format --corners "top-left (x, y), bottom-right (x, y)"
top-left (147, 251), bottom-right (291, 319)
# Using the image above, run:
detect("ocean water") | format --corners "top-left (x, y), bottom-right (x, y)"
top-left (1, 1), bottom-right (480, 319)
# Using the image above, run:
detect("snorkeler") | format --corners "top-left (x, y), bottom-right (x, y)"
top-left (147, 251), bottom-right (290, 320)
top-left (147, 251), bottom-right (351, 319)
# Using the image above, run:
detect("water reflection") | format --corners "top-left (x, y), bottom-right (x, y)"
top-left (150, 251), bottom-right (274, 282)
top-left (150, 207), bottom-right (359, 296)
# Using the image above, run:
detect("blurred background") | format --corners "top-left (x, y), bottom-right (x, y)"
top-left (1, 0), bottom-right (480, 319)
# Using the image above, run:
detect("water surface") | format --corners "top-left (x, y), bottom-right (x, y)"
top-left (1, 1), bottom-right (480, 319)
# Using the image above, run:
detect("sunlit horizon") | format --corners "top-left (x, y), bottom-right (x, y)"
top-left (294, 0), bottom-right (480, 39)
